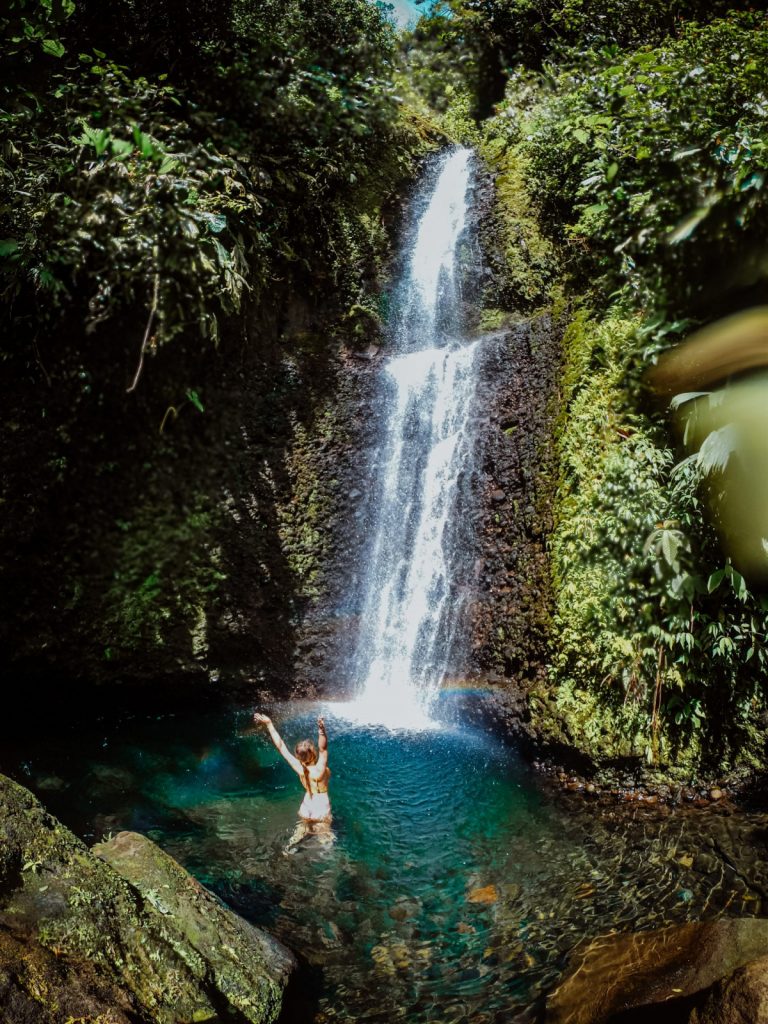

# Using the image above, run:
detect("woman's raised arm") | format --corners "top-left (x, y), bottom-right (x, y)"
top-left (316, 716), bottom-right (328, 771)
top-left (254, 713), bottom-right (302, 774)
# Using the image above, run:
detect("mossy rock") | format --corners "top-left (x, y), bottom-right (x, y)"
top-left (94, 831), bottom-right (294, 1023)
top-left (0, 773), bottom-right (294, 1023)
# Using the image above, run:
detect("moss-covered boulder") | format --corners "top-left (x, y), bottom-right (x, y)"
top-left (0, 773), bottom-right (294, 1023)
top-left (93, 830), bottom-right (293, 1022)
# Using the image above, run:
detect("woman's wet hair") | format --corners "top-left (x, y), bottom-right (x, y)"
top-left (295, 738), bottom-right (318, 794)
top-left (295, 739), bottom-right (318, 764)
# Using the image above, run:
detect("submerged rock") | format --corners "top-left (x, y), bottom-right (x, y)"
top-left (34, 774), bottom-right (68, 792)
top-left (546, 918), bottom-right (768, 1024)
top-left (467, 884), bottom-right (499, 905)
top-left (0, 772), bottom-right (294, 1023)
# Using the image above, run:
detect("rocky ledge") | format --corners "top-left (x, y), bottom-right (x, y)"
top-left (547, 917), bottom-right (768, 1024)
top-left (0, 773), bottom-right (294, 1023)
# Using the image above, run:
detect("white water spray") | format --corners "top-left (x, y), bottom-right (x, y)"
top-left (341, 147), bottom-right (479, 729)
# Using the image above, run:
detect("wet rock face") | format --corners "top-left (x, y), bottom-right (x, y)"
top-left (546, 918), bottom-right (768, 1024)
top-left (0, 282), bottom-right (350, 701)
top-left (0, 927), bottom-right (137, 1024)
top-left (0, 773), bottom-right (294, 1024)
top-left (291, 316), bottom-right (564, 703)
top-left (465, 315), bottom-right (562, 694)
top-left (290, 348), bottom-right (380, 698)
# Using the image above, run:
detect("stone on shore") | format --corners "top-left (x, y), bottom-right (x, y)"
top-left (690, 953), bottom-right (768, 1023)
top-left (546, 918), bottom-right (768, 1024)
top-left (0, 772), bottom-right (294, 1023)
top-left (94, 830), bottom-right (294, 1022)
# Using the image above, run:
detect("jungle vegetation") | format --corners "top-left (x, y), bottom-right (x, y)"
top-left (405, 1), bottom-right (768, 773)
top-left (0, 0), bottom-right (435, 685)
top-left (4, 0), bottom-right (768, 776)
top-left (1, 0), bottom-right (428, 362)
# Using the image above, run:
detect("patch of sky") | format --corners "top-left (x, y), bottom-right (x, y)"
top-left (374, 0), bottom-right (439, 28)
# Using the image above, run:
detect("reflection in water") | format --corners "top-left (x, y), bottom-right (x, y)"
top-left (4, 699), bottom-right (767, 1023)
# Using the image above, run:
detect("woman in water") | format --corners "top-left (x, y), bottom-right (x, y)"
top-left (254, 713), bottom-right (331, 841)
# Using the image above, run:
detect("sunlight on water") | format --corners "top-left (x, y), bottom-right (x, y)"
top-left (329, 695), bottom-right (440, 731)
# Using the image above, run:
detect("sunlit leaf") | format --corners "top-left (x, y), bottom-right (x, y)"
top-left (110, 139), bottom-right (133, 158)
top-left (186, 389), bottom-right (204, 413)
top-left (695, 423), bottom-right (738, 474)
top-left (199, 212), bottom-right (227, 234)
top-left (157, 155), bottom-right (178, 175)
top-left (669, 391), bottom-right (710, 410)
top-left (41, 38), bottom-right (65, 58)
top-left (667, 206), bottom-right (710, 244)
top-left (707, 569), bottom-right (726, 593)
top-left (211, 237), bottom-right (231, 267)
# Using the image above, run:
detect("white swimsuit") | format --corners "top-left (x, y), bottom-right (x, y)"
top-left (299, 790), bottom-right (331, 822)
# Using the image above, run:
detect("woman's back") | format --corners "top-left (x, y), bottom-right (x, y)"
top-left (302, 762), bottom-right (331, 795)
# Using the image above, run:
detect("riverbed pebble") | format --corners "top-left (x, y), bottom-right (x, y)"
top-left (467, 884), bottom-right (499, 905)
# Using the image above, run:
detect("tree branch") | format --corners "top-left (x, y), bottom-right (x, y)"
top-left (127, 271), bottom-right (160, 393)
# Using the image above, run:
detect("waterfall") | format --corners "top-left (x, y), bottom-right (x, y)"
top-left (344, 147), bottom-right (479, 728)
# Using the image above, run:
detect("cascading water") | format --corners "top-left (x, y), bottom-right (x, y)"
top-left (344, 146), bottom-right (479, 728)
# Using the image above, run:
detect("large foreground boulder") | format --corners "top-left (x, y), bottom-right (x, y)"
top-left (0, 773), bottom-right (294, 1023)
top-left (546, 918), bottom-right (768, 1024)
top-left (690, 953), bottom-right (768, 1024)
top-left (94, 830), bottom-right (292, 1022)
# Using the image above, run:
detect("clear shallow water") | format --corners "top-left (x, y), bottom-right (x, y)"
top-left (5, 697), bottom-right (765, 1023)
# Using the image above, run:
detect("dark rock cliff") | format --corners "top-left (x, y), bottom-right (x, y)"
top-left (467, 315), bottom-right (561, 694)
top-left (1, 288), bottom-right (357, 708)
top-left (1, 142), bottom-right (568, 732)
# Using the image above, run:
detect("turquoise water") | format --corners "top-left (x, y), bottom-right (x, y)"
top-left (6, 697), bottom-right (762, 1023)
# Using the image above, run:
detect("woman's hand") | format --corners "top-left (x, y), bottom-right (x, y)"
top-left (254, 713), bottom-right (272, 726)
top-left (317, 716), bottom-right (326, 730)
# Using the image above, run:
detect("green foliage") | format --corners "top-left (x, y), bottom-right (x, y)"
top-left (477, 124), bottom-right (556, 311)
top-left (0, 0), bottom-right (429, 381)
top-left (104, 498), bottom-right (224, 657)
top-left (444, 0), bottom-right (768, 769)
top-left (518, 14), bottom-right (768, 315)
top-left (408, 6), bottom-right (768, 321)
top-left (442, 0), bottom-right (755, 68)
top-left (550, 310), bottom-right (768, 770)
top-left (1, 0), bottom-right (77, 63)
top-left (438, 90), bottom-right (483, 147)
top-left (399, 0), bottom-right (758, 122)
